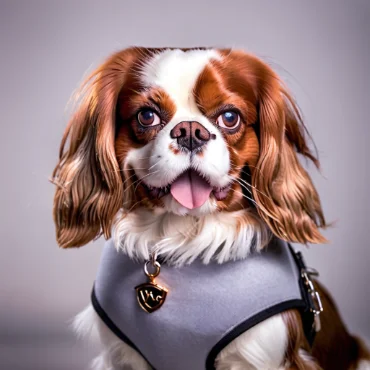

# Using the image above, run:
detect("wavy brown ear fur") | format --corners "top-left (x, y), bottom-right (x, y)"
top-left (51, 48), bottom-right (139, 248)
top-left (252, 63), bottom-right (327, 244)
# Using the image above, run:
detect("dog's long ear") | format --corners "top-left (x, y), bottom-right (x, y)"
top-left (252, 64), bottom-right (327, 244)
top-left (51, 49), bottom-right (139, 248)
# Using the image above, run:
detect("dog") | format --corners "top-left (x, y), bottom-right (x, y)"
top-left (52, 47), bottom-right (370, 369)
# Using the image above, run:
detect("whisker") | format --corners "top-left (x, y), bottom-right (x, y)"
top-left (228, 173), bottom-right (271, 200)
top-left (236, 176), bottom-right (271, 200)
top-left (230, 189), bottom-right (261, 210)
top-left (148, 158), bottom-right (165, 171)
top-left (133, 170), bottom-right (161, 193)
top-left (134, 154), bottom-right (163, 161)
top-left (122, 158), bottom-right (165, 173)
top-left (122, 171), bottom-right (139, 187)
top-left (231, 179), bottom-right (267, 208)
top-left (123, 169), bottom-right (161, 197)
top-left (241, 163), bottom-right (265, 179)
top-left (227, 175), bottom-right (253, 195)
top-left (121, 158), bottom-right (164, 187)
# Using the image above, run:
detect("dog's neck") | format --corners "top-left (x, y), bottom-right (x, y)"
top-left (113, 208), bottom-right (271, 266)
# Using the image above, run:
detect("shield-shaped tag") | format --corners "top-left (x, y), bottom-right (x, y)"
top-left (135, 282), bottom-right (168, 313)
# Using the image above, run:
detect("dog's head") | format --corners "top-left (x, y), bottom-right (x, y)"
top-left (52, 47), bottom-right (326, 253)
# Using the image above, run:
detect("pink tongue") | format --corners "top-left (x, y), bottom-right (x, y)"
top-left (170, 170), bottom-right (212, 209)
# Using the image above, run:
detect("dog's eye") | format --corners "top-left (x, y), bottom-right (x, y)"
top-left (137, 109), bottom-right (161, 127)
top-left (216, 111), bottom-right (240, 130)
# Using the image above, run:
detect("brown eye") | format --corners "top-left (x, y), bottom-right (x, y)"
top-left (216, 111), bottom-right (240, 130)
top-left (137, 109), bottom-right (161, 127)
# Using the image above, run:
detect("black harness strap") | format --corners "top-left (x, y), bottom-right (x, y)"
top-left (289, 245), bottom-right (320, 346)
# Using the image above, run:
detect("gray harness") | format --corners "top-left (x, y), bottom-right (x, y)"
top-left (92, 238), bottom-right (315, 370)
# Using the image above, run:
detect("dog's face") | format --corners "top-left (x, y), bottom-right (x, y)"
top-left (52, 47), bottom-right (326, 249)
top-left (116, 49), bottom-right (259, 216)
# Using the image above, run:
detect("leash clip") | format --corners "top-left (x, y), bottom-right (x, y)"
top-left (301, 268), bottom-right (323, 332)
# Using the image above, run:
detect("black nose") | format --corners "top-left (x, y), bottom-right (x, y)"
top-left (170, 121), bottom-right (211, 152)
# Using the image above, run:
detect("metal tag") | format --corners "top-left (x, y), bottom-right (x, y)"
top-left (135, 282), bottom-right (168, 313)
top-left (135, 259), bottom-right (168, 313)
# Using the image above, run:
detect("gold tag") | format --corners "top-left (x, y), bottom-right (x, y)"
top-left (135, 260), bottom-right (168, 313)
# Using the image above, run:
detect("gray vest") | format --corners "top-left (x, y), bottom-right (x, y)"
top-left (92, 238), bottom-right (312, 370)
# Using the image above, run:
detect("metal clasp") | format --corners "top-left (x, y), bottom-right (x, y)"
top-left (301, 268), bottom-right (323, 332)
top-left (144, 258), bottom-right (161, 282)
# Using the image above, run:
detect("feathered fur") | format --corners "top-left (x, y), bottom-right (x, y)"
top-left (52, 47), bottom-right (369, 369)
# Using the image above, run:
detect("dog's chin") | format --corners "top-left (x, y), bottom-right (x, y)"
top-left (161, 194), bottom-right (218, 216)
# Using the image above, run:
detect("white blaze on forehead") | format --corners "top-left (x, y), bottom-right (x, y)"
top-left (129, 48), bottom-right (231, 215)
top-left (141, 49), bottom-right (220, 113)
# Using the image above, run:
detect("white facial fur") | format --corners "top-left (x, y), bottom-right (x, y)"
top-left (124, 49), bottom-right (230, 217)
top-left (115, 49), bottom-right (269, 265)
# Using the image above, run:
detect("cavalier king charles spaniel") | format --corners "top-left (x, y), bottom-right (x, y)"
top-left (52, 47), bottom-right (369, 370)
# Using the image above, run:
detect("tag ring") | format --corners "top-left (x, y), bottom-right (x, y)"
top-left (144, 260), bottom-right (161, 279)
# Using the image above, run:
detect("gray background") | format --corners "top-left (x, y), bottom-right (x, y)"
top-left (1, 1), bottom-right (369, 369)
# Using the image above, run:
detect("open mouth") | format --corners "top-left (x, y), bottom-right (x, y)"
top-left (143, 169), bottom-right (231, 209)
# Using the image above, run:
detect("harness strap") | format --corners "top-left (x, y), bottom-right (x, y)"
top-left (289, 245), bottom-right (323, 346)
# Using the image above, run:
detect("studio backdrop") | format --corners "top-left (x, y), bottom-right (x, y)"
top-left (0, 1), bottom-right (369, 369)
